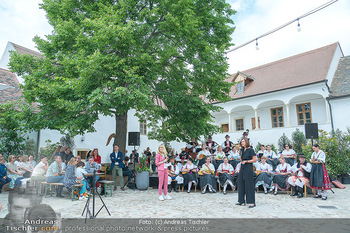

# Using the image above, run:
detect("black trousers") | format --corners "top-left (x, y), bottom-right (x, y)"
top-left (237, 164), bottom-right (255, 204)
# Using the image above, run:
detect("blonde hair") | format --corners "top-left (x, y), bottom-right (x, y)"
top-left (68, 157), bottom-right (76, 166)
top-left (21, 155), bottom-right (28, 162)
top-left (158, 145), bottom-right (168, 156)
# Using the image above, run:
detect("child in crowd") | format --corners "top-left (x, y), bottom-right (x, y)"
top-left (75, 161), bottom-right (89, 200)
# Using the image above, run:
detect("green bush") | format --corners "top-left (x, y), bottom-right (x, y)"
top-left (278, 133), bottom-right (291, 152)
top-left (292, 128), bottom-right (307, 155)
top-left (302, 129), bottom-right (350, 178)
top-left (39, 140), bottom-right (60, 164)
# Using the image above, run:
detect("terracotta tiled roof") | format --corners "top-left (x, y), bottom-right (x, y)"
top-left (227, 42), bottom-right (340, 100)
top-left (329, 56), bottom-right (350, 98)
top-left (11, 42), bottom-right (42, 58)
top-left (0, 68), bottom-right (23, 105)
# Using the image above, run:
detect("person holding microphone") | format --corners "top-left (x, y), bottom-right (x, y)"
top-left (156, 145), bottom-right (172, 201)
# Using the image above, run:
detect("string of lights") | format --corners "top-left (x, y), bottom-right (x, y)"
top-left (226, 0), bottom-right (339, 53)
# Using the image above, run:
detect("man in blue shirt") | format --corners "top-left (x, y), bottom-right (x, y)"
top-left (0, 157), bottom-right (11, 193)
top-left (110, 145), bottom-right (124, 191)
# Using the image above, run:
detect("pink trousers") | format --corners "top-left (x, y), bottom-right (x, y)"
top-left (158, 170), bottom-right (168, 195)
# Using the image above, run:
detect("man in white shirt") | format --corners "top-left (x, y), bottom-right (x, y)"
top-left (31, 156), bottom-right (49, 181)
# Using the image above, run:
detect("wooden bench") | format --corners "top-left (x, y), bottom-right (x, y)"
top-left (41, 182), bottom-right (64, 198)
top-left (99, 180), bottom-right (114, 197)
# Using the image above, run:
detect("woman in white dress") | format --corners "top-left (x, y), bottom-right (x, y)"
top-left (255, 157), bottom-right (273, 194)
top-left (281, 144), bottom-right (296, 166)
top-left (271, 157), bottom-right (292, 195)
top-left (217, 157), bottom-right (235, 194)
top-left (199, 157), bottom-right (216, 194)
top-left (181, 158), bottom-right (198, 193)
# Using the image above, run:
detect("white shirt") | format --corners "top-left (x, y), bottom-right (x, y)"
top-left (291, 162), bottom-right (312, 177)
top-left (256, 162), bottom-right (273, 172)
top-left (311, 150), bottom-right (326, 163)
top-left (276, 163), bottom-right (292, 173)
top-left (227, 150), bottom-right (240, 160)
top-left (76, 167), bottom-right (88, 178)
top-left (214, 151), bottom-right (225, 160)
top-left (257, 150), bottom-right (269, 157)
top-left (31, 161), bottom-right (47, 177)
top-left (266, 150), bottom-right (278, 159)
top-left (197, 150), bottom-right (211, 159)
top-left (169, 163), bottom-right (181, 175)
top-left (200, 163), bottom-right (215, 174)
top-left (218, 163), bottom-right (234, 174)
top-left (181, 163), bottom-right (197, 171)
top-left (282, 149), bottom-right (296, 156)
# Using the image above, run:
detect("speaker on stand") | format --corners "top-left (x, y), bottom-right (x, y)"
top-left (305, 123), bottom-right (318, 146)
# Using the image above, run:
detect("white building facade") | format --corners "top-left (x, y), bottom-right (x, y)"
top-left (1, 41), bottom-right (350, 161)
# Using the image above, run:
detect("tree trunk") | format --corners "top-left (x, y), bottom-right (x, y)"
top-left (114, 112), bottom-right (128, 154)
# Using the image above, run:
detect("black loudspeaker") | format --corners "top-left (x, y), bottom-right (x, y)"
top-left (305, 123), bottom-right (318, 139)
top-left (128, 132), bottom-right (140, 146)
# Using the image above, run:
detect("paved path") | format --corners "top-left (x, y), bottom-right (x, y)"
top-left (0, 185), bottom-right (349, 219)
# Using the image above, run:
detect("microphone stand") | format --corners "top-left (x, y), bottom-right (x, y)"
top-left (82, 169), bottom-right (111, 222)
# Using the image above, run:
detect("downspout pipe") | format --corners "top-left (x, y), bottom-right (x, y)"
top-left (325, 79), bottom-right (334, 131)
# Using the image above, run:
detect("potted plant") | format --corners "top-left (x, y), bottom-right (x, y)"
top-left (135, 156), bottom-right (151, 190)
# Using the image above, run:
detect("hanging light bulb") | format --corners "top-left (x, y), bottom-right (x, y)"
top-left (297, 18), bottom-right (301, 32)
top-left (255, 39), bottom-right (259, 50)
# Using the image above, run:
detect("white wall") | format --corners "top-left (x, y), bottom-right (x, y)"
top-left (39, 110), bottom-right (186, 163)
top-left (330, 97), bottom-right (350, 132)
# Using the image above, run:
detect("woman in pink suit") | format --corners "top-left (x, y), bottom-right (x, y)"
top-left (155, 145), bottom-right (172, 201)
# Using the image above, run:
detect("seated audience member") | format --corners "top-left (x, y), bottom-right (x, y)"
top-left (6, 155), bottom-right (24, 189)
top-left (76, 161), bottom-right (90, 198)
top-left (271, 157), bottom-right (292, 195)
top-left (122, 156), bottom-right (133, 183)
top-left (197, 144), bottom-right (211, 160)
top-left (227, 146), bottom-right (240, 160)
top-left (255, 156), bottom-right (273, 194)
top-left (52, 146), bottom-right (63, 162)
top-left (167, 156), bottom-right (183, 193)
top-left (92, 148), bottom-right (102, 164)
top-left (46, 156), bottom-right (65, 198)
top-left (281, 144), bottom-right (296, 166)
top-left (0, 157), bottom-right (11, 193)
top-left (288, 154), bottom-right (312, 198)
top-left (181, 158), bottom-right (198, 193)
top-left (199, 157), bottom-right (216, 194)
top-left (63, 157), bottom-right (79, 196)
top-left (19, 155), bottom-right (34, 178)
top-left (76, 155), bottom-right (82, 164)
top-left (29, 155), bottom-right (37, 168)
top-left (265, 145), bottom-right (279, 170)
top-left (85, 156), bottom-right (101, 186)
top-left (257, 145), bottom-right (268, 160)
top-left (217, 157), bottom-right (235, 194)
top-left (214, 146), bottom-right (225, 160)
top-left (14, 155), bottom-right (22, 167)
top-left (31, 156), bottom-right (49, 181)
top-left (179, 148), bottom-right (190, 160)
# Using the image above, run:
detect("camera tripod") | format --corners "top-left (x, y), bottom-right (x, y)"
top-left (81, 170), bottom-right (111, 222)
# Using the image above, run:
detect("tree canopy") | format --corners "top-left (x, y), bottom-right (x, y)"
top-left (9, 0), bottom-right (236, 150)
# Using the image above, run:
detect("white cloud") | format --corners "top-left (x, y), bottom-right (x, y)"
top-left (0, 0), bottom-right (52, 58)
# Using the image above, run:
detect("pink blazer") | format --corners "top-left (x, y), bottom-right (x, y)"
top-left (155, 153), bottom-right (166, 171)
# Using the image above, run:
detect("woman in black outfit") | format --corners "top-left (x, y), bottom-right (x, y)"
top-left (236, 138), bottom-right (257, 208)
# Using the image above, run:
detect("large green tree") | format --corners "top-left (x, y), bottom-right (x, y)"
top-left (9, 0), bottom-right (235, 152)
